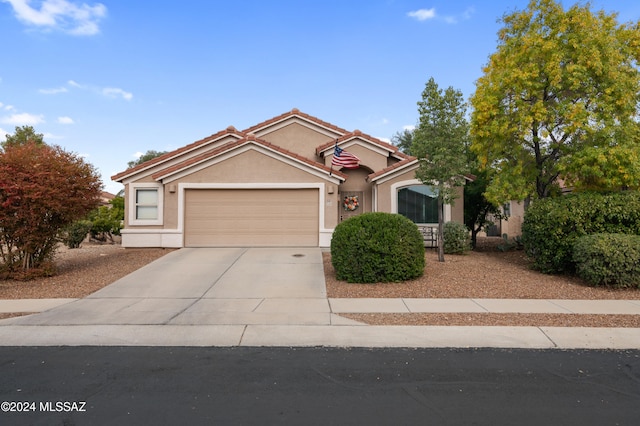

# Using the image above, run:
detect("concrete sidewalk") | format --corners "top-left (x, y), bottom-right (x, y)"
top-left (3, 297), bottom-right (640, 317)
top-left (1, 247), bottom-right (639, 349)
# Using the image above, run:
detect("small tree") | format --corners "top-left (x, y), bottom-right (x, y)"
top-left (127, 149), bottom-right (168, 168)
top-left (391, 129), bottom-right (414, 155)
top-left (89, 195), bottom-right (124, 242)
top-left (412, 77), bottom-right (470, 262)
top-left (464, 168), bottom-right (504, 249)
top-left (0, 141), bottom-right (102, 276)
top-left (1, 125), bottom-right (45, 150)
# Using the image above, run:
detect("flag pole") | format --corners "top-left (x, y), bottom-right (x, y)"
top-left (329, 139), bottom-right (337, 176)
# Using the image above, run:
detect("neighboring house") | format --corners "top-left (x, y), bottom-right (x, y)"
top-left (100, 191), bottom-right (116, 207)
top-left (485, 200), bottom-right (526, 237)
top-left (111, 109), bottom-right (465, 248)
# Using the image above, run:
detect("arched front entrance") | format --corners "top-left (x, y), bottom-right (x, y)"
top-left (337, 167), bottom-right (373, 222)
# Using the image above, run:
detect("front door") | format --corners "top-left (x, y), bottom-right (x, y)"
top-left (339, 191), bottom-right (364, 222)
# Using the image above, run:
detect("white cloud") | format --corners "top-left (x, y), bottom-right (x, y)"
top-left (65, 80), bottom-right (133, 101)
top-left (462, 6), bottom-right (475, 20)
top-left (408, 6), bottom-right (475, 24)
top-left (133, 151), bottom-right (144, 159)
top-left (43, 132), bottom-right (63, 140)
top-left (57, 116), bottom-right (74, 124)
top-left (0, 127), bottom-right (8, 141)
top-left (0, 112), bottom-right (45, 125)
top-left (0, 102), bottom-right (16, 111)
top-left (39, 86), bottom-right (68, 95)
top-left (3, 0), bottom-right (107, 36)
top-left (378, 137), bottom-right (391, 143)
top-left (102, 87), bottom-right (133, 101)
top-left (403, 125), bottom-right (416, 131)
top-left (407, 8), bottom-right (436, 21)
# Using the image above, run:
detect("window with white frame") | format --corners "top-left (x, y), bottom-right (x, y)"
top-left (136, 188), bottom-right (159, 220)
top-left (129, 184), bottom-right (163, 225)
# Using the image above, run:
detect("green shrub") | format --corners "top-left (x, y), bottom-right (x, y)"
top-left (573, 234), bottom-right (640, 288)
top-left (521, 191), bottom-right (640, 273)
top-left (61, 220), bottom-right (93, 249)
top-left (89, 205), bottom-right (123, 241)
top-left (330, 212), bottom-right (425, 283)
top-left (443, 222), bottom-right (471, 254)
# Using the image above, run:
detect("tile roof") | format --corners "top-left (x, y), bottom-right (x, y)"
top-left (111, 126), bottom-right (244, 182)
top-left (366, 157), bottom-right (419, 182)
top-left (315, 129), bottom-right (411, 160)
top-left (243, 108), bottom-right (349, 136)
top-left (151, 133), bottom-right (347, 181)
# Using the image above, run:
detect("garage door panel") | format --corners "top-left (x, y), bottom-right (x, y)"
top-left (184, 189), bottom-right (319, 247)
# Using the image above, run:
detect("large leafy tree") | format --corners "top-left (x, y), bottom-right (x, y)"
top-left (470, 0), bottom-right (640, 204)
top-left (1, 125), bottom-right (45, 150)
top-left (0, 141), bottom-right (102, 276)
top-left (412, 77), bottom-right (470, 262)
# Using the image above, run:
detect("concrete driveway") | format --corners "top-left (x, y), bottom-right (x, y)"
top-left (3, 247), bottom-right (640, 349)
top-left (6, 247), bottom-right (336, 326)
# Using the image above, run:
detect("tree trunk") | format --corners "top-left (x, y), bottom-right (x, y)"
top-left (437, 196), bottom-right (445, 262)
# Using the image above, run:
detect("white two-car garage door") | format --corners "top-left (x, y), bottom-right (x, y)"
top-left (184, 188), bottom-right (319, 247)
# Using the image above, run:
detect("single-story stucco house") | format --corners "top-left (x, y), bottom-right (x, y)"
top-left (111, 109), bottom-right (465, 248)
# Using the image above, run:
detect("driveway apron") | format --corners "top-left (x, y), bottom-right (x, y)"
top-left (7, 247), bottom-right (330, 326)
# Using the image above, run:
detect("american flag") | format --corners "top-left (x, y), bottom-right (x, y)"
top-left (331, 144), bottom-right (360, 169)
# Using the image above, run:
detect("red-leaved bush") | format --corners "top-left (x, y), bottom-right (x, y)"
top-left (0, 142), bottom-right (102, 278)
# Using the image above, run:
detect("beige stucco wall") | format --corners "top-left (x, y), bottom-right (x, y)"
top-left (500, 200), bottom-right (525, 237)
top-left (258, 122), bottom-right (334, 160)
top-left (159, 148), bottom-right (340, 231)
top-left (327, 140), bottom-right (389, 172)
top-left (375, 168), bottom-right (418, 215)
top-left (450, 186), bottom-right (464, 224)
top-left (374, 167), bottom-right (465, 224)
top-left (337, 168), bottom-right (373, 214)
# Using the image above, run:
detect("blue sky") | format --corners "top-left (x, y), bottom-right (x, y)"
top-left (1, 0), bottom-right (639, 194)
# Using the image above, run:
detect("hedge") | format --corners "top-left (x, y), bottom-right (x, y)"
top-left (573, 233), bottom-right (640, 288)
top-left (521, 191), bottom-right (640, 273)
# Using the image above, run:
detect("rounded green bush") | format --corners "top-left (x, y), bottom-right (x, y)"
top-left (573, 233), bottom-right (640, 288)
top-left (521, 191), bottom-right (640, 273)
top-left (443, 222), bottom-right (471, 254)
top-left (330, 212), bottom-right (425, 283)
top-left (61, 220), bottom-right (93, 249)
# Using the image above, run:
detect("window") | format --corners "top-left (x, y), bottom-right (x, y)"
top-left (397, 185), bottom-right (438, 223)
top-left (136, 188), bottom-right (158, 220)
top-left (503, 202), bottom-right (511, 217)
top-left (129, 184), bottom-right (163, 225)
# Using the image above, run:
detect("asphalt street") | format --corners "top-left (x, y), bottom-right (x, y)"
top-left (1, 347), bottom-right (639, 425)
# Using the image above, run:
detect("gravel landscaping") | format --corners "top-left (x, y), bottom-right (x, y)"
top-left (1, 238), bottom-right (638, 326)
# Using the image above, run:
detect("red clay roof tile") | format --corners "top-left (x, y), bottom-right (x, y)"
top-left (151, 134), bottom-right (347, 181)
top-left (243, 108), bottom-right (349, 136)
top-left (111, 127), bottom-right (245, 182)
top-left (367, 157), bottom-right (419, 181)
top-left (315, 130), bottom-right (410, 160)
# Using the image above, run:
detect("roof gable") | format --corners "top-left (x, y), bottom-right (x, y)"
top-left (152, 134), bottom-right (347, 183)
top-left (244, 108), bottom-right (347, 139)
top-left (316, 130), bottom-right (410, 161)
top-left (367, 157), bottom-right (420, 183)
top-left (112, 126), bottom-right (245, 182)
